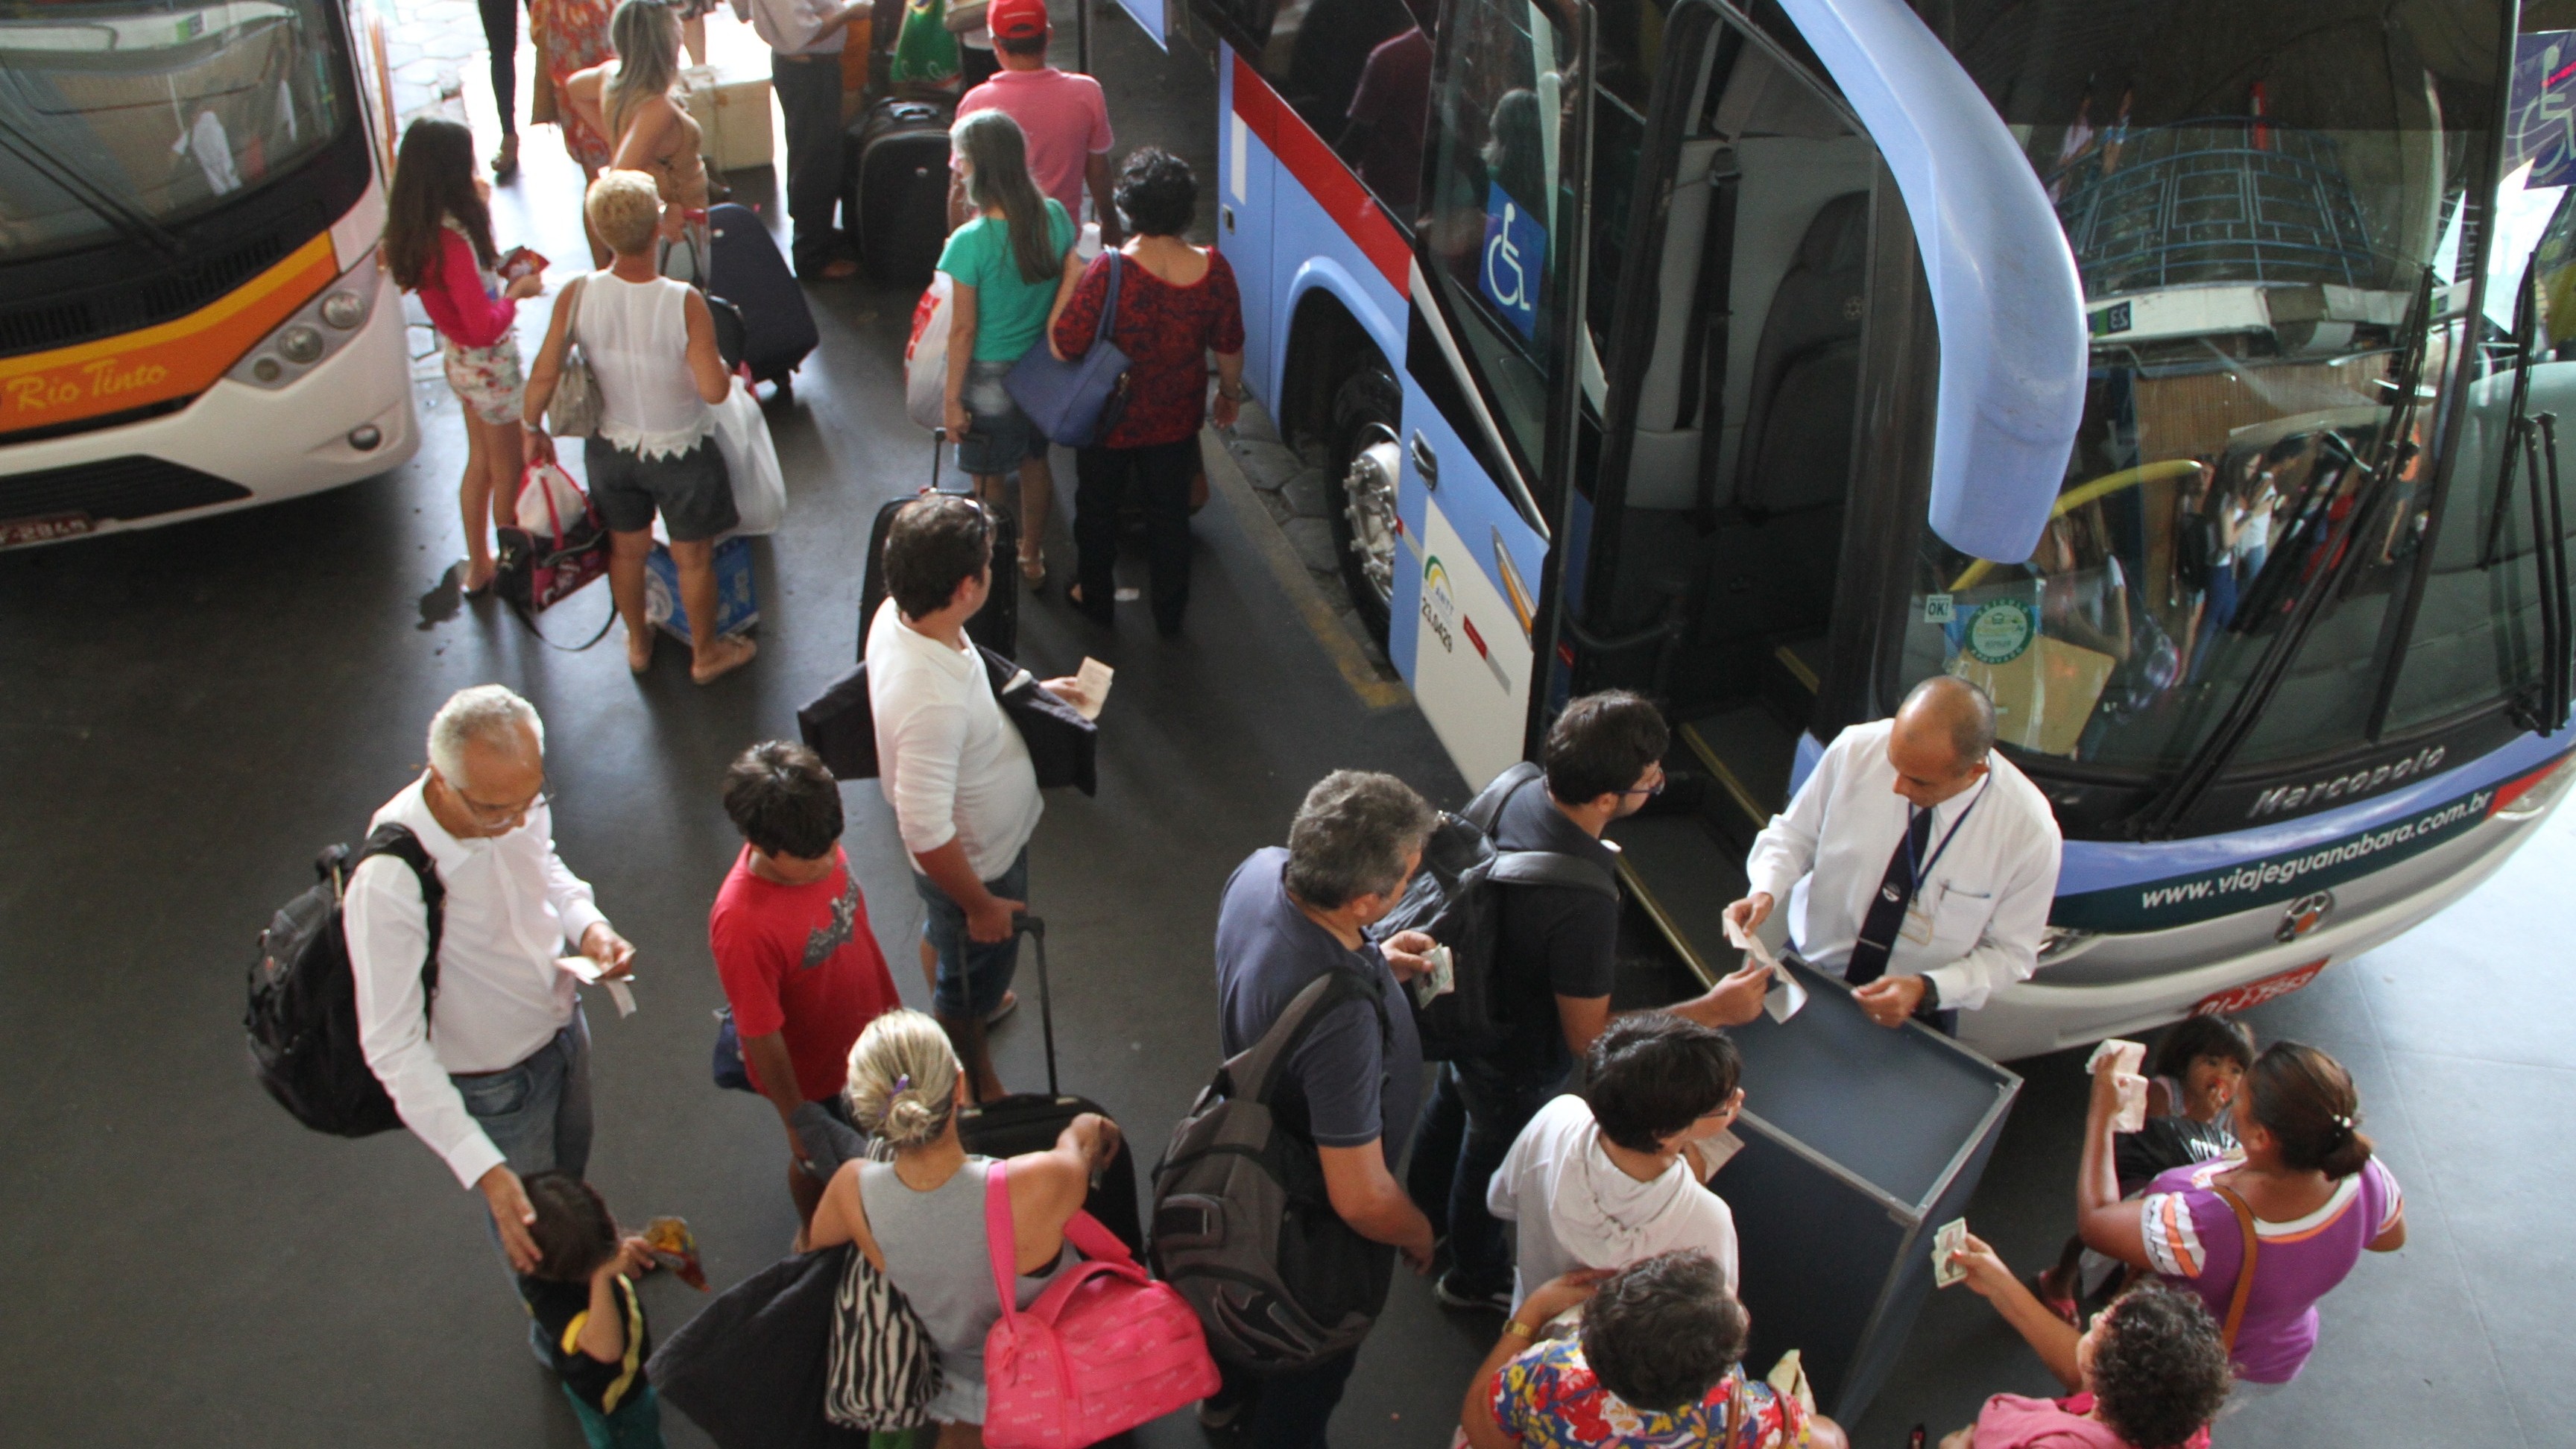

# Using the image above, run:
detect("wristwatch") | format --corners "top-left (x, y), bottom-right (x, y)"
top-left (1916, 975), bottom-right (1942, 1012)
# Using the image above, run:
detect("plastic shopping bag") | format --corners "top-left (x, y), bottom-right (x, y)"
top-left (711, 375), bottom-right (786, 536)
top-left (890, 0), bottom-right (962, 86)
top-left (516, 457), bottom-right (590, 533)
top-left (903, 274), bottom-right (953, 434)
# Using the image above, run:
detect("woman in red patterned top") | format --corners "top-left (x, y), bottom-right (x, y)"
top-left (1046, 148), bottom-right (1246, 637)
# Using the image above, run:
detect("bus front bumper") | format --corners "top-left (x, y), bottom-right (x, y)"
top-left (1959, 794), bottom-right (2557, 1063)
top-left (0, 281), bottom-right (418, 549)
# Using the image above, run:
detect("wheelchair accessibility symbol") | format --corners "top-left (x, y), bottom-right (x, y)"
top-left (1478, 182), bottom-right (1547, 341)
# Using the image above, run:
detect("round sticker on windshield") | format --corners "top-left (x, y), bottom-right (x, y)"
top-left (1965, 600), bottom-right (2035, 665)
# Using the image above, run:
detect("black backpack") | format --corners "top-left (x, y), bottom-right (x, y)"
top-left (1373, 763), bottom-right (1619, 1060)
top-left (244, 824), bottom-right (444, 1137)
top-left (1149, 968), bottom-right (1395, 1374)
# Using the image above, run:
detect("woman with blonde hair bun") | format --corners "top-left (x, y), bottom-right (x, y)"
top-left (808, 1009), bottom-right (1124, 1443)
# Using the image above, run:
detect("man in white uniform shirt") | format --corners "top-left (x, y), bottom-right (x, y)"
top-left (734, 0), bottom-right (867, 278)
top-left (866, 496), bottom-right (1087, 1101)
top-left (1723, 676), bottom-right (2060, 1032)
top-left (346, 686), bottom-right (636, 1276)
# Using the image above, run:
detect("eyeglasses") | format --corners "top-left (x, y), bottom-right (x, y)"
top-left (1619, 765), bottom-right (1667, 800)
top-left (454, 782), bottom-right (552, 826)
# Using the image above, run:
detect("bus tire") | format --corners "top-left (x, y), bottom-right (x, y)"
top-left (1328, 367), bottom-right (1404, 650)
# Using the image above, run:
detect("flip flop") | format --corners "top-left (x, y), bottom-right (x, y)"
top-left (984, 989), bottom-right (1018, 1026)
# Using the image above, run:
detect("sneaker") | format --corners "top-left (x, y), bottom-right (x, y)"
top-left (1433, 1271), bottom-right (1512, 1314)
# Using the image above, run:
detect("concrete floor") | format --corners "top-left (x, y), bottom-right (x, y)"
top-left (1, 5), bottom-right (2566, 1447)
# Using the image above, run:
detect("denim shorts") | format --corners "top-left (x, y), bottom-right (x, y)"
top-left (956, 359), bottom-right (1047, 476)
top-left (585, 435), bottom-right (737, 542)
top-left (913, 846), bottom-right (1027, 1020)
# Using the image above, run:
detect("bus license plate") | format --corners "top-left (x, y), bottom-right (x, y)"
top-left (0, 513), bottom-right (94, 546)
top-left (2192, 959), bottom-right (2329, 1017)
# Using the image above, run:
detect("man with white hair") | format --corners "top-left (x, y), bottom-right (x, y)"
top-left (346, 684), bottom-right (634, 1278)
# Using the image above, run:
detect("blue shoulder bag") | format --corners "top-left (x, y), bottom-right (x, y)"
top-left (1006, 252), bottom-right (1132, 448)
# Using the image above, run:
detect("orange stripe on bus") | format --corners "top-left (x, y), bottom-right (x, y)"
top-left (1, 233), bottom-right (342, 434)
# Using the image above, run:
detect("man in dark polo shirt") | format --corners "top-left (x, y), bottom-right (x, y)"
top-left (1208, 769), bottom-right (1441, 1449)
top-left (1409, 692), bottom-right (1772, 1312)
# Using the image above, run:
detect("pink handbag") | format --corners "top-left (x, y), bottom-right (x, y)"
top-left (980, 1160), bottom-right (1222, 1449)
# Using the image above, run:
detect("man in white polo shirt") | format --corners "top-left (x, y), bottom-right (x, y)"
top-left (865, 495), bottom-right (1087, 1099)
top-left (347, 685), bottom-right (637, 1284)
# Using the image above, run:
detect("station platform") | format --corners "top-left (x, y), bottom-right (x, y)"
top-left (0, 4), bottom-right (2563, 1447)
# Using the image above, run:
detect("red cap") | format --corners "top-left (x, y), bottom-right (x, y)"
top-left (986, 0), bottom-right (1048, 40)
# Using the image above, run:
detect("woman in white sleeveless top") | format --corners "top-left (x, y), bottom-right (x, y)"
top-left (523, 171), bottom-right (756, 683)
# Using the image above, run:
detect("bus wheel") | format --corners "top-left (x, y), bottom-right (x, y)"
top-left (1329, 368), bottom-right (1402, 649)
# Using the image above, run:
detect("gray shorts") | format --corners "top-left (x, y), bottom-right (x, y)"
top-left (585, 435), bottom-right (737, 542)
top-left (956, 359), bottom-right (1047, 476)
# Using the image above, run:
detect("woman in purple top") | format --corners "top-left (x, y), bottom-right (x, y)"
top-left (2074, 1041), bottom-right (2405, 1386)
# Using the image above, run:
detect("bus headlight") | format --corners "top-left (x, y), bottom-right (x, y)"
top-left (227, 248), bottom-right (382, 392)
top-left (320, 291), bottom-right (367, 330)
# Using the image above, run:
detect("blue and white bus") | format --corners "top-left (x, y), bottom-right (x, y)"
top-left (1193, 0), bottom-right (2576, 1060)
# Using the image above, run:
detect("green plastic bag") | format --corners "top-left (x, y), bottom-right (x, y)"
top-left (889, 0), bottom-right (961, 86)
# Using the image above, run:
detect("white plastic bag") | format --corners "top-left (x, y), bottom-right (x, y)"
top-left (903, 273), bottom-right (953, 434)
top-left (516, 459), bottom-right (590, 535)
top-left (710, 376), bottom-right (786, 536)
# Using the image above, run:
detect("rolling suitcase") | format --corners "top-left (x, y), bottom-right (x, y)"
top-left (847, 95), bottom-right (955, 287)
top-left (857, 435), bottom-right (1018, 660)
top-left (705, 202), bottom-right (818, 397)
top-left (958, 915), bottom-right (1145, 1255)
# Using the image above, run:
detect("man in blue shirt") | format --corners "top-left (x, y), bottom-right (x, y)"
top-left (1209, 769), bottom-right (1441, 1449)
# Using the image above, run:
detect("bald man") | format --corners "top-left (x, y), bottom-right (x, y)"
top-left (1722, 678), bottom-right (2062, 1032)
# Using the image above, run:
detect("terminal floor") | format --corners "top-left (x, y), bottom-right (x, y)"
top-left (1, 10), bottom-right (2566, 1447)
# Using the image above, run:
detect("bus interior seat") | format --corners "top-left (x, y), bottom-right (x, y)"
top-left (1623, 136), bottom-right (1735, 512)
top-left (1734, 189), bottom-right (1869, 518)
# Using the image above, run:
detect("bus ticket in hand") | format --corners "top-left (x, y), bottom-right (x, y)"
top-left (558, 956), bottom-right (637, 1018)
top-left (1726, 917), bottom-right (1805, 1022)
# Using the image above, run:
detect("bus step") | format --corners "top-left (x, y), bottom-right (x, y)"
top-left (1772, 635), bottom-right (1825, 698)
top-left (1605, 813), bottom-right (1752, 992)
top-left (1677, 702), bottom-right (1798, 835)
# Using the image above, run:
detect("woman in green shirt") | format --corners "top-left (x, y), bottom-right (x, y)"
top-left (938, 110), bottom-right (1079, 588)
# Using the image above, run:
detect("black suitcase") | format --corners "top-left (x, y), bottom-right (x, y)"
top-left (847, 95), bottom-right (955, 287)
top-left (705, 202), bottom-right (818, 397)
top-left (857, 435), bottom-right (1019, 660)
top-left (958, 915), bottom-right (1144, 1255)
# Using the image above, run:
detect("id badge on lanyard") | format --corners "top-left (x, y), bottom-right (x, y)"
top-left (1899, 782), bottom-right (1986, 947)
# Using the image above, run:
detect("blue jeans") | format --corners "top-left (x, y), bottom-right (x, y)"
top-left (1213, 1346), bottom-right (1359, 1449)
top-left (564, 1380), bottom-right (665, 1449)
top-left (1407, 1054), bottom-right (1570, 1297)
top-left (455, 1011), bottom-right (593, 1290)
top-left (913, 847), bottom-right (1028, 1020)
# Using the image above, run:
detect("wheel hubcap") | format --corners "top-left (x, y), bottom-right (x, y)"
top-left (1342, 423), bottom-right (1401, 607)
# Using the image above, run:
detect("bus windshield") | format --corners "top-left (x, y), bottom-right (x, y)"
top-left (0, 0), bottom-right (350, 263)
top-left (1896, 1), bottom-right (2506, 774)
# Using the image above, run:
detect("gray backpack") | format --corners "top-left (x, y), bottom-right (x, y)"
top-left (1148, 970), bottom-right (1395, 1374)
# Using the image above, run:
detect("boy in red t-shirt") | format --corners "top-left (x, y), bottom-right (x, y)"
top-left (710, 742), bottom-right (902, 1226)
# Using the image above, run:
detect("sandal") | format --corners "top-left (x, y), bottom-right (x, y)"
top-left (462, 558), bottom-right (497, 597)
top-left (1019, 546), bottom-right (1046, 589)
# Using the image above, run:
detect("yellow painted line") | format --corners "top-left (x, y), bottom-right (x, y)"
top-left (1201, 425), bottom-right (1412, 712)
top-left (1617, 856), bottom-right (1721, 989)
top-left (1773, 642), bottom-right (1819, 693)
top-left (1679, 719), bottom-right (1770, 831)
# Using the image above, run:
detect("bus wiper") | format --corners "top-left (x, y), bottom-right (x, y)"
top-left (2127, 266), bottom-right (2439, 839)
top-left (0, 110), bottom-right (183, 261)
top-left (2467, 256), bottom-right (2575, 731)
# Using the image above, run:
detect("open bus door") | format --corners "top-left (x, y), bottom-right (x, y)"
top-left (1528, 0), bottom-right (2083, 1420)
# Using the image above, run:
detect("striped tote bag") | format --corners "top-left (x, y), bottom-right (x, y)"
top-left (823, 1244), bottom-right (942, 1431)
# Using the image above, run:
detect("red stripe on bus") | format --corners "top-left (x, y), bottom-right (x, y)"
top-left (1231, 52), bottom-right (1412, 292)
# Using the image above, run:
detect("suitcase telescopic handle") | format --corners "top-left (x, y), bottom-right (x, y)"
top-left (1013, 913), bottom-right (1055, 1097)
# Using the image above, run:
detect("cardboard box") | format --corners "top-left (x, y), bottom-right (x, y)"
top-left (643, 531), bottom-right (759, 643)
top-left (681, 66), bottom-right (775, 171)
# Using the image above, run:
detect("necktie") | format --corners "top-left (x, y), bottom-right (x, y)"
top-left (1847, 805), bottom-right (1936, 986)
